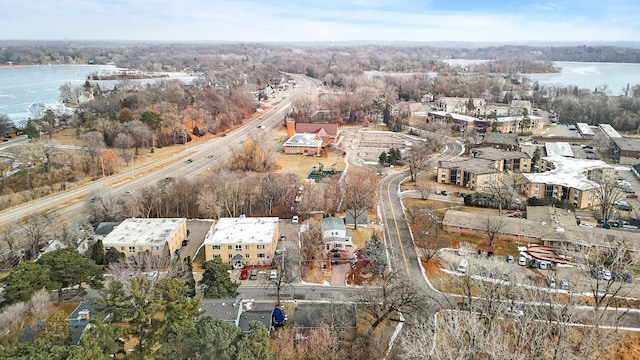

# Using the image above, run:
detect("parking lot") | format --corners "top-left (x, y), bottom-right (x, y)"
top-left (339, 129), bottom-right (424, 163)
top-left (439, 249), bottom-right (638, 297)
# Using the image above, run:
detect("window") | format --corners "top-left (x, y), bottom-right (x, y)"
top-left (151, 246), bottom-right (159, 251)
top-left (258, 261), bottom-right (265, 265)
top-left (258, 253), bottom-right (265, 258)
top-left (128, 246), bottom-right (136, 253)
top-left (257, 245), bottom-right (265, 250)
top-left (213, 245), bottom-right (221, 250)
top-left (120, 246), bottom-right (125, 251)
top-left (213, 254), bottom-right (220, 258)
top-left (228, 254), bottom-right (233, 258)
top-left (235, 245), bottom-right (242, 252)
top-left (245, 245), bottom-right (250, 250)
top-left (227, 245), bottom-right (232, 250)
top-left (245, 254), bottom-right (250, 258)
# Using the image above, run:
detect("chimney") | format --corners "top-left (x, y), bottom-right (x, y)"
top-left (286, 119), bottom-right (295, 138)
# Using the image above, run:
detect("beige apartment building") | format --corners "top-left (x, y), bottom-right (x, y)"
top-left (437, 158), bottom-right (502, 191)
top-left (523, 156), bottom-right (615, 208)
top-left (470, 147), bottom-right (532, 172)
top-left (101, 218), bottom-right (187, 258)
top-left (203, 217), bottom-right (279, 269)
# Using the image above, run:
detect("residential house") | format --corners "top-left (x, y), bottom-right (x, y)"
top-left (238, 310), bottom-right (273, 332)
top-left (522, 156), bottom-right (615, 208)
top-left (198, 298), bottom-right (243, 326)
top-left (321, 217), bottom-right (353, 253)
top-left (102, 218), bottom-right (187, 258)
top-left (437, 158), bottom-right (502, 191)
top-left (480, 132), bottom-right (519, 151)
top-left (471, 147), bottom-right (532, 173)
top-left (68, 300), bottom-right (98, 345)
top-left (203, 217), bottom-right (279, 269)
top-left (611, 137), bottom-right (640, 165)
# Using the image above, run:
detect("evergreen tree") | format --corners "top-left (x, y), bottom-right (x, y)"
top-left (364, 233), bottom-right (387, 276)
top-left (91, 239), bottom-right (105, 265)
top-left (1, 261), bottom-right (51, 306)
top-left (236, 321), bottom-right (275, 360)
top-left (182, 256), bottom-right (197, 297)
top-left (199, 258), bottom-right (239, 298)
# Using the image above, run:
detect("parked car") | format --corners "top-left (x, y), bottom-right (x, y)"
top-left (440, 190), bottom-right (448, 196)
top-left (269, 269), bottom-right (278, 280)
top-left (506, 255), bottom-right (515, 263)
top-left (185, 159), bottom-right (193, 163)
top-left (240, 269), bottom-right (248, 280)
top-left (548, 276), bottom-right (556, 289)
top-left (626, 194), bottom-right (638, 199)
top-left (249, 270), bottom-right (258, 280)
top-left (560, 279), bottom-right (570, 290)
top-left (539, 261), bottom-right (548, 270)
top-left (457, 259), bottom-right (468, 274)
top-left (456, 248), bottom-right (466, 256)
top-left (504, 307), bottom-right (524, 317)
top-left (291, 216), bottom-right (299, 224)
top-left (528, 260), bottom-right (539, 268)
top-left (279, 235), bottom-right (286, 242)
top-left (591, 268), bottom-right (612, 281)
top-left (181, 240), bottom-right (188, 247)
top-left (579, 223), bottom-right (593, 228)
top-left (518, 256), bottom-right (527, 266)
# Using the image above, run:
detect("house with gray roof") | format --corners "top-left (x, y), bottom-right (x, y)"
top-left (198, 298), bottom-right (243, 325)
top-left (238, 310), bottom-right (273, 332)
top-left (321, 217), bottom-right (353, 253)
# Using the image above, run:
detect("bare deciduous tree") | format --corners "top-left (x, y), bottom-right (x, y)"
top-left (484, 215), bottom-right (506, 248)
top-left (29, 288), bottom-right (52, 322)
top-left (407, 207), bottom-right (447, 264)
top-left (340, 168), bottom-right (378, 230)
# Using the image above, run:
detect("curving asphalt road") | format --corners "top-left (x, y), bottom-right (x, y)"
top-left (378, 137), bottom-right (464, 308)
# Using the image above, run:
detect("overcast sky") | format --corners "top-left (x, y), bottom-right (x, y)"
top-left (2, 0), bottom-right (639, 43)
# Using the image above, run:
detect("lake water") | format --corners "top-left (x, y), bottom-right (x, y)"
top-left (444, 59), bottom-right (640, 95)
top-left (0, 65), bottom-right (197, 127)
top-left (0, 65), bottom-right (118, 126)
top-left (526, 61), bottom-right (640, 95)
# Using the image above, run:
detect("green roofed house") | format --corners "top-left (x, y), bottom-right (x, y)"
top-left (321, 217), bottom-right (352, 254)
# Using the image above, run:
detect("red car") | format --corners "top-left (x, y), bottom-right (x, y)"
top-left (239, 269), bottom-right (248, 280)
top-left (627, 194), bottom-right (638, 199)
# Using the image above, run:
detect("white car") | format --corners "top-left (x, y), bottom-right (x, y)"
top-left (291, 216), bottom-right (299, 224)
top-left (269, 269), bottom-right (278, 280)
top-left (539, 261), bottom-right (548, 270)
top-left (504, 307), bottom-right (524, 317)
top-left (518, 256), bottom-right (527, 266)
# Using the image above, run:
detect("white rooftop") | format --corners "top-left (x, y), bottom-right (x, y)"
top-left (428, 111), bottom-right (477, 123)
top-left (576, 122), bottom-right (594, 135)
top-left (102, 218), bottom-right (185, 246)
top-left (599, 124), bottom-right (621, 138)
top-left (523, 155), bottom-right (612, 191)
top-left (545, 142), bottom-right (574, 157)
top-left (283, 133), bottom-right (322, 147)
top-left (204, 217), bottom-right (279, 245)
top-left (477, 115), bottom-right (543, 123)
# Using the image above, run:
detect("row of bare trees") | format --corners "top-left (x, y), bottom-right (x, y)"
top-left (399, 238), bottom-right (637, 359)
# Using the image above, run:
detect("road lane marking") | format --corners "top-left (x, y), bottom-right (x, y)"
top-left (386, 174), bottom-right (411, 276)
